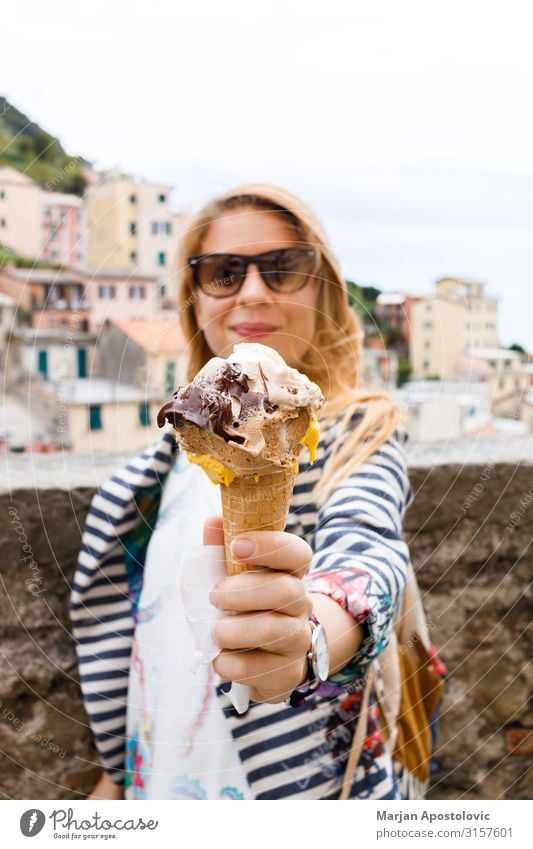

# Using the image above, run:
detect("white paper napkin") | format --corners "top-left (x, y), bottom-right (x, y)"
top-left (179, 544), bottom-right (250, 714)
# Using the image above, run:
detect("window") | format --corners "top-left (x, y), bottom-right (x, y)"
top-left (76, 211), bottom-right (82, 221)
top-left (130, 194), bottom-right (136, 204)
top-left (78, 348), bottom-right (87, 378)
top-left (158, 193), bottom-right (167, 203)
top-left (426, 303), bottom-right (432, 311)
top-left (423, 320), bottom-right (433, 329)
top-left (424, 340), bottom-right (431, 349)
top-left (165, 361), bottom-right (176, 395)
top-left (139, 286), bottom-right (146, 299)
top-left (159, 284), bottom-right (167, 297)
top-left (0, 218), bottom-right (5, 227)
top-left (50, 227), bottom-right (57, 240)
top-left (130, 221), bottom-right (137, 235)
top-left (423, 359), bottom-right (430, 370)
top-left (139, 402), bottom-right (151, 427)
top-left (98, 285), bottom-right (115, 299)
top-left (51, 250), bottom-right (58, 261)
top-left (130, 251), bottom-right (137, 262)
top-left (158, 251), bottom-right (166, 266)
top-left (38, 350), bottom-right (48, 378)
top-left (89, 405), bottom-right (102, 431)
top-left (152, 221), bottom-right (172, 235)
top-left (0, 190), bottom-right (5, 200)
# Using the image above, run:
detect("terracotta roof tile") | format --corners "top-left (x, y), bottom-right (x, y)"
top-left (113, 318), bottom-right (187, 353)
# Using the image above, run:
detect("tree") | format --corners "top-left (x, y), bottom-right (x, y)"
top-left (507, 343), bottom-right (527, 355)
top-left (397, 360), bottom-right (412, 387)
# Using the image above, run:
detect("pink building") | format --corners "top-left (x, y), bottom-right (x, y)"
top-left (41, 192), bottom-right (86, 266)
top-left (83, 268), bottom-right (165, 332)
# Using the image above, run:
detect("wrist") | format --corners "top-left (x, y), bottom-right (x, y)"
top-left (287, 613), bottom-right (329, 707)
top-left (296, 620), bottom-right (314, 688)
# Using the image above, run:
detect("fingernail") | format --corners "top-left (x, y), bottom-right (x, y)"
top-left (209, 588), bottom-right (221, 608)
top-left (231, 538), bottom-right (256, 560)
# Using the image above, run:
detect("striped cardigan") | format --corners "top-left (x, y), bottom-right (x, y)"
top-left (70, 411), bottom-right (415, 799)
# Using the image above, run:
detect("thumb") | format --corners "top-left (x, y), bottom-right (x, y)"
top-left (203, 515), bottom-right (225, 547)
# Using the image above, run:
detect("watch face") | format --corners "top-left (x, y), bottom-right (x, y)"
top-left (314, 625), bottom-right (329, 682)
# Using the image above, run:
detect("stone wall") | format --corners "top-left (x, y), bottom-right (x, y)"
top-left (0, 438), bottom-right (531, 800)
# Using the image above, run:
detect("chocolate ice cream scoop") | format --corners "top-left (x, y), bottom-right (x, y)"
top-left (157, 343), bottom-right (324, 475)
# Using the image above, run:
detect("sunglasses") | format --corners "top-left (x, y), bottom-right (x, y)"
top-left (188, 247), bottom-right (318, 298)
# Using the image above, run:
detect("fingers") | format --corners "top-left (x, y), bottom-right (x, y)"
top-left (203, 515), bottom-right (224, 546)
top-left (213, 647), bottom-right (307, 702)
top-left (229, 530), bottom-right (312, 578)
top-left (212, 611), bottom-right (311, 655)
top-left (210, 570), bottom-right (313, 617)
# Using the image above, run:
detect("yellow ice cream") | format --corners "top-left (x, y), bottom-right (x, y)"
top-left (300, 415), bottom-right (320, 464)
top-left (186, 452), bottom-right (235, 486)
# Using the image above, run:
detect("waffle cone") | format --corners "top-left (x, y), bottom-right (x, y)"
top-left (220, 468), bottom-right (295, 575)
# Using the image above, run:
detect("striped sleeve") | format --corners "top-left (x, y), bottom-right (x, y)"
top-left (304, 430), bottom-right (413, 687)
top-left (70, 433), bottom-right (174, 786)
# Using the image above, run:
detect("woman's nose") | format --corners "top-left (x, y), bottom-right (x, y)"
top-left (235, 263), bottom-right (272, 303)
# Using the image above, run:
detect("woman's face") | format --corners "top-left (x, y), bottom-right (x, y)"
top-left (193, 206), bottom-right (320, 368)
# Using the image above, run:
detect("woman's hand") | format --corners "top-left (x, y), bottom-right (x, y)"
top-left (88, 771), bottom-right (124, 800)
top-left (204, 517), bottom-right (313, 704)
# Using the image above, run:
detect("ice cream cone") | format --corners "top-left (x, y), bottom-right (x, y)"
top-left (220, 467), bottom-right (296, 575)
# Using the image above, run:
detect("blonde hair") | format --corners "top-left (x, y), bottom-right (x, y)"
top-left (177, 183), bottom-right (402, 504)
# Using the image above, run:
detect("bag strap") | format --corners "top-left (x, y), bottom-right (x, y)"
top-left (339, 666), bottom-right (375, 800)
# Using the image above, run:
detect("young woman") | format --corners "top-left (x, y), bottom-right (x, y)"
top-left (72, 183), bottom-right (417, 800)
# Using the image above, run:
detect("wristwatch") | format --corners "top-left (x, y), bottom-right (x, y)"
top-left (287, 613), bottom-right (329, 708)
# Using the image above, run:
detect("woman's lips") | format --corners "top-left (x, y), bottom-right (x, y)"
top-left (231, 323), bottom-right (279, 338)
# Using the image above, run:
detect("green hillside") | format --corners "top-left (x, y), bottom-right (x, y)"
top-left (0, 97), bottom-right (87, 196)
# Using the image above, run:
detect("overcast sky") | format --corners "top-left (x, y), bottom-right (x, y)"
top-left (2, 0), bottom-right (532, 348)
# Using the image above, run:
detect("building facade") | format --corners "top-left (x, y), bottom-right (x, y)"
top-left (0, 167), bottom-right (42, 258)
top-left (83, 269), bottom-right (164, 331)
top-left (86, 172), bottom-right (182, 301)
top-left (41, 191), bottom-right (86, 266)
top-left (410, 277), bottom-right (500, 380)
top-left (96, 318), bottom-right (188, 399)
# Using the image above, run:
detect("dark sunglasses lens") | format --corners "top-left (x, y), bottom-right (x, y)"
top-left (259, 249), bottom-right (317, 291)
top-left (196, 255), bottom-right (243, 296)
